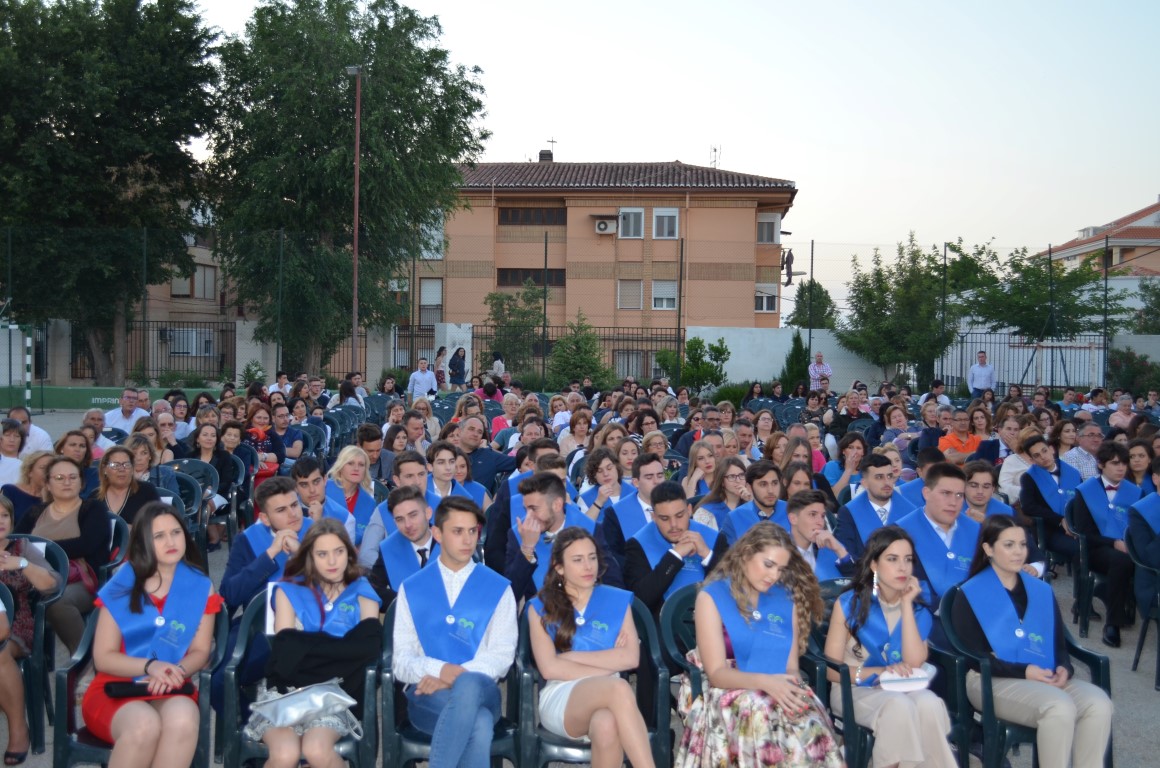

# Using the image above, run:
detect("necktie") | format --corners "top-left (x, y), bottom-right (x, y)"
top-left (1105, 485), bottom-right (1119, 492)
top-left (543, 531), bottom-right (557, 544)
top-left (417, 547), bottom-right (428, 567)
top-left (875, 506), bottom-right (888, 524)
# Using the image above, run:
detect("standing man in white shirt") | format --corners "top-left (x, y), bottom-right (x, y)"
top-left (391, 496), bottom-right (516, 768)
top-left (967, 350), bottom-right (996, 399)
top-left (406, 358), bottom-right (437, 405)
top-left (105, 387), bottom-right (150, 432)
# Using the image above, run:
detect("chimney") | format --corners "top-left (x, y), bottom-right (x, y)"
top-left (538, 149), bottom-right (554, 162)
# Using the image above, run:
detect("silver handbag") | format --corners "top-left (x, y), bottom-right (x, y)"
top-left (249, 678), bottom-right (355, 728)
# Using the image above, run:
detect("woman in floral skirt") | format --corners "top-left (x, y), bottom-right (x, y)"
top-left (675, 523), bottom-right (843, 768)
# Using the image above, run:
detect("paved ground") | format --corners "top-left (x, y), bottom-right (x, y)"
top-left (3, 410), bottom-right (1154, 767)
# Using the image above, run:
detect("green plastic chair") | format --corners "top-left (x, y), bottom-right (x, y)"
top-left (1124, 526), bottom-right (1160, 689)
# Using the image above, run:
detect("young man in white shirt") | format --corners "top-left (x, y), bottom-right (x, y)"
top-left (392, 496), bottom-right (516, 768)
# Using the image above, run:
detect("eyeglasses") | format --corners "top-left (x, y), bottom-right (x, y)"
top-left (51, 474), bottom-right (80, 482)
top-left (724, 473), bottom-right (746, 482)
top-left (106, 461), bottom-right (132, 470)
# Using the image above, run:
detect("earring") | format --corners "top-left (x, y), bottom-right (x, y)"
top-left (872, 571), bottom-right (879, 599)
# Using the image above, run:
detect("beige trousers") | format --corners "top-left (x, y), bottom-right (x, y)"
top-left (965, 670), bottom-right (1112, 768)
top-left (831, 686), bottom-right (957, 768)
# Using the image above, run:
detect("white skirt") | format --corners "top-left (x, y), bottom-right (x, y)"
top-left (538, 674), bottom-right (617, 741)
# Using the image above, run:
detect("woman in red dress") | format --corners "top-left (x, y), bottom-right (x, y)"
top-left (83, 502), bottom-right (220, 767)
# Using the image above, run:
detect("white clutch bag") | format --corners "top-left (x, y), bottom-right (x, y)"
top-left (878, 662), bottom-right (937, 692)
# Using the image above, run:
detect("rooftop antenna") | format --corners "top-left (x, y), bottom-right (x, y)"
top-left (546, 137), bottom-right (558, 152)
top-left (709, 145), bottom-right (721, 169)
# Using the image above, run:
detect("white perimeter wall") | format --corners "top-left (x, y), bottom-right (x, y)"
top-left (685, 327), bottom-right (887, 388)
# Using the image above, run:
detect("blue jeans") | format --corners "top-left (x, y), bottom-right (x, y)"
top-left (405, 671), bottom-right (500, 768)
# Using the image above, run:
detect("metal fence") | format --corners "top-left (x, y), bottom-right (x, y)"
top-left (936, 330), bottom-right (1106, 393)
top-left (320, 331), bottom-right (368, 382)
top-left (111, 321), bottom-right (237, 383)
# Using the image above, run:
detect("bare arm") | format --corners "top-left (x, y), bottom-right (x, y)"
top-left (527, 604), bottom-right (616, 681)
top-left (556, 605), bottom-right (641, 672)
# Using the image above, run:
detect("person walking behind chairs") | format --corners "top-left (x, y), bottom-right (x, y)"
top-left (526, 528), bottom-right (655, 768)
top-left (951, 515), bottom-right (1112, 768)
top-left (823, 526), bottom-right (959, 768)
top-left (83, 502), bottom-right (220, 768)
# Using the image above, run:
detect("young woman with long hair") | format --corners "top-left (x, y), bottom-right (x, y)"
top-left (952, 515), bottom-right (1111, 768)
top-left (579, 448), bottom-right (631, 522)
top-left (674, 524), bottom-right (842, 767)
top-left (682, 441), bottom-right (715, 498)
top-left (83, 502), bottom-right (219, 766)
top-left (823, 526), bottom-right (957, 768)
top-left (1127, 438), bottom-right (1157, 494)
top-left (1048, 419), bottom-right (1077, 457)
top-left (0, 451), bottom-right (54, 523)
top-left (526, 528), bottom-right (654, 768)
top-left (693, 457), bottom-right (751, 530)
top-left (248, 518), bottom-right (380, 768)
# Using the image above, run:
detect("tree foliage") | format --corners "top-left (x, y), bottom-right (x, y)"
top-left (547, 311), bottom-right (615, 391)
top-left (777, 330), bottom-right (810, 390)
top-left (784, 280), bottom-right (838, 330)
top-left (1130, 278), bottom-right (1160, 334)
top-left (968, 249), bottom-right (1130, 340)
top-left (656, 337), bottom-right (730, 393)
top-left (482, 280), bottom-right (547, 376)
top-left (1106, 347), bottom-right (1160, 396)
top-left (207, 0), bottom-right (489, 372)
top-left (0, 0), bottom-right (218, 383)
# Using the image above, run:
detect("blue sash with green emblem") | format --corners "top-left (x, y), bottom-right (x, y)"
top-left (1077, 476), bottom-right (1140, 540)
top-left (839, 591), bottom-right (932, 684)
top-left (529, 585), bottom-right (632, 652)
top-left (99, 561), bottom-right (210, 665)
top-left (704, 578), bottom-right (793, 674)
top-left (405, 563), bottom-right (510, 664)
top-left (325, 480), bottom-right (375, 545)
top-left (962, 568), bottom-right (1056, 668)
top-left (276, 578), bottom-right (380, 637)
top-left (631, 520), bottom-right (719, 600)
top-left (898, 510), bottom-right (979, 603)
top-left (242, 518), bottom-right (313, 576)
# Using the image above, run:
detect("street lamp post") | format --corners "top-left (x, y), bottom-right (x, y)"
top-left (345, 64), bottom-right (363, 373)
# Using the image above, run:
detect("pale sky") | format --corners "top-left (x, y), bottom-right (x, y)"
top-left (196, 0), bottom-right (1160, 310)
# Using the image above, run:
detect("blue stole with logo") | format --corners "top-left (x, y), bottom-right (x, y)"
top-left (276, 578), bottom-right (380, 638)
top-left (898, 478), bottom-right (927, 508)
top-left (1132, 493), bottom-right (1160, 535)
top-left (898, 510), bottom-right (979, 603)
top-left (696, 500), bottom-right (733, 530)
top-left (528, 585), bottom-right (632, 652)
top-left (378, 531), bottom-right (438, 589)
top-left (404, 563), bottom-right (510, 664)
top-left (1027, 463), bottom-right (1081, 518)
top-left (99, 561), bottom-right (210, 665)
top-left (242, 518), bottom-right (313, 576)
top-left (704, 578), bottom-right (793, 674)
top-left (611, 493), bottom-right (648, 540)
top-left (813, 546), bottom-right (844, 581)
top-left (726, 500), bottom-right (789, 544)
top-left (631, 520), bottom-right (719, 600)
top-left (839, 591), bottom-right (932, 682)
top-left (962, 568), bottom-right (1056, 668)
top-left (847, 492), bottom-right (914, 544)
top-left (1078, 476), bottom-right (1140, 540)
top-left (325, 479), bottom-right (375, 545)
top-left (511, 509), bottom-right (596, 589)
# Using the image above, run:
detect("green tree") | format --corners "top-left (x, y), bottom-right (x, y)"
top-left (0, 0), bottom-right (218, 384)
top-left (656, 337), bottom-right (730, 393)
top-left (208, 0), bottom-right (488, 372)
top-left (482, 280), bottom-right (547, 376)
top-left (835, 233), bottom-right (967, 386)
top-left (547, 311), bottom-right (614, 391)
top-left (784, 280), bottom-right (838, 329)
top-left (1130, 278), bottom-right (1160, 334)
top-left (777, 330), bottom-right (810, 390)
top-left (969, 249), bottom-right (1130, 340)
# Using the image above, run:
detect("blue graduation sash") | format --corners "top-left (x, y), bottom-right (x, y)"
top-left (325, 479), bottom-right (375, 545)
top-left (1026, 463), bottom-right (1080, 518)
top-left (508, 470), bottom-right (579, 501)
top-left (611, 493), bottom-right (648, 540)
top-left (846, 492), bottom-right (913, 544)
top-left (528, 585), bottom-right (632, 652)
top-left (1140, 474), bottom-right (1157, 497)
top-left (511, 493), bottom-right (583, 533)
top-left (378, 531), bottom-right (439, 589)
top-left (962, 568), bottom-right (1056, 668)
top-left (404, 563), bottom-right (510, 664)
top-left (839, 591), bottom-right (932, 676)
top-left (242, 518), bottom-right (313, 576)
top-left (696, 500), bottom-right (733, 530)
top-left (511, 509), bottom-right (596, 589)
top-left (631, 520), bottom-right (719, 600)
top-left (704, 578), bottom-right (793, 674)
top-left (813, 546), bottom-right (843, 581)
top-left (1131, 494), bottom-right (1160, 535)
top-left (276, 578), bottom-right (380, 638)
top-left (1077, 476), bottom-right (1140, 540)
top-left (726, 500), bottom-right (789, 544)
top-left (99, 561), bottom-right (210, 665)
top-left (898, 510), bottom-right (979, 602)
top-left (463, 480), bottom-right (488, 508)
top-left (898, 478), bottom-right (926, 509)
top-left (580, 480), bottom-right (634, 524)
top-left (375, 499), bottom-right (398, 537)
top-left (426, 476), bottom-right (472, 512)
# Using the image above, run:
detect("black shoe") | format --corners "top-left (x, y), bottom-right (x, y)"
top-left (1101, 625), bottom-right (1121, 648)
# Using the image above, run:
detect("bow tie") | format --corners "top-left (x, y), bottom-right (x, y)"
top-left (1105, 485), bottom-right (1119, 492)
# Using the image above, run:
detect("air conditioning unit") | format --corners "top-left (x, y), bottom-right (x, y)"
top-left (595, 219), bottom-right (617, 235)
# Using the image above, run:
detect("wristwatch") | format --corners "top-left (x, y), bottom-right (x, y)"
top-left (17, 557), bottom-right (28, 570)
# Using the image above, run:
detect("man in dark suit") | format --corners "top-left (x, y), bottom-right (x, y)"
top-left (834, 453), bottom-right (916, 571)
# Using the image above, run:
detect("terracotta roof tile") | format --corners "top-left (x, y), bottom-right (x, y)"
top-left (458, 161), bottom-right (794, 191)
top-left (1051, 201), bottom-right (1160, 252)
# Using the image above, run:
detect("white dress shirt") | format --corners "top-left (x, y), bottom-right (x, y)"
top-left (392, 559), bottom-right (517, 685)
top-left (19, 424), bottom-right (54, 456)
top-left (104, 407), bottom-right (150, 433)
